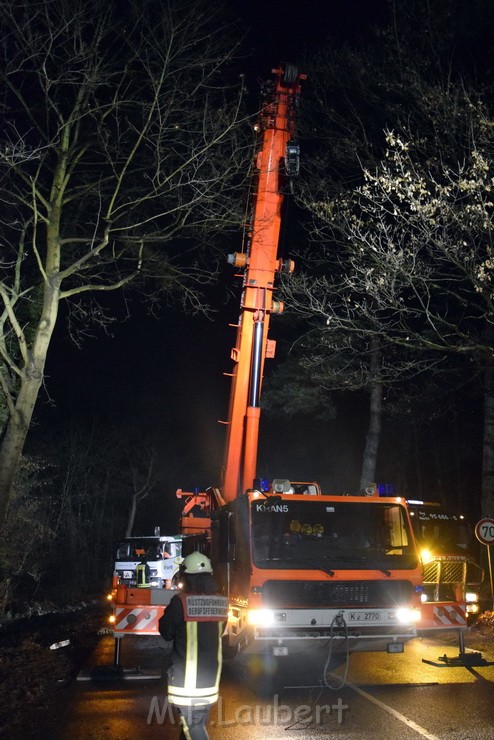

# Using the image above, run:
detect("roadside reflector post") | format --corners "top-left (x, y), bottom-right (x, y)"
top-left (114, 635), bottom-right (122, 667)
top-left (488, 545), bottom-right (494, 612)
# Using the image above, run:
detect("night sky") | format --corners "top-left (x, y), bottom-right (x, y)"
top-left (230, 0), bottom-right (388, 67)
top-left (35, 0), bottom-right (477, 535)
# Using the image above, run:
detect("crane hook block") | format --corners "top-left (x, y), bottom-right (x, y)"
top-left (277, 259), bottom-right (295, 274)
top-left (282, 64), bottom-right (298, 85)
top-left (285, 141), bottom-right (300, 177)
top-left (228, 252), bottom-right (248, 268)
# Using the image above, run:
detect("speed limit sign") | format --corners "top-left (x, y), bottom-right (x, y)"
top-left (475, 518), bottom-right (494, 545)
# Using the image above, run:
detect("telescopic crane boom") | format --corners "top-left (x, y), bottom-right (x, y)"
top-left (222, 64), bottom-right (305, 502)
top-left (177, 64), bottom-right (305, 526)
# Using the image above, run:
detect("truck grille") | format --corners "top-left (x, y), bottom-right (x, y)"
top-left (261, 580), bottom-right (414, 608)
top-left (466, 561), bottom-right (483, 585)
top-left (422, 561), bottom-right (464, 584)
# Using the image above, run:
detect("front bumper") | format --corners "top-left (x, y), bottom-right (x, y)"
top-left (228, 606), bottom-right (418, 655)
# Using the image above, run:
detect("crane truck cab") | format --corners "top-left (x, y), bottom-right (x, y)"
top-left (108, 530), bottom-right (209, 659)
top-left (112, 534), bottom-right (183, 590)
top-left (212, 485), bottom-right (422, 658)
top-left (407, 500), bottom-right (483, 618)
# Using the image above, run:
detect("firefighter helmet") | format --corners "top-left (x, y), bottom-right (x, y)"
top-left (182, 552), bottom-right (213, 574)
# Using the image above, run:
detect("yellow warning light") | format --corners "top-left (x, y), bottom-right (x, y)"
top-left (289, 520), bottom-right (301, 533)
top-left (313, 523), bottom-right (324, 536)
top-left (106, 593), bottom-right (113, 601)
top-left (108, 614), bottom-right (116, 624)
top-left (420, 549), bottom-right (434, 564)
top-left (301, 523), bottom-right (313, 535)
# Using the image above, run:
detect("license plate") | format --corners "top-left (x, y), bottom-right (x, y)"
top-left (347, 611), bottom-right (382, 622)
top-left (273, 646), bottom-right (288, 656)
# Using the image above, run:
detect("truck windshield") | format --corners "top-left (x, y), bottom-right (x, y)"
top-left (115, 539), bottom-right (177, 561)
top-left (251, 500), bottom-right (418, 571)
top-left (410, 508), bottom-right (471, 554)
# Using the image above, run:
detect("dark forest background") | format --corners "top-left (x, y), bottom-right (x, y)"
top-left (1, 0), bottom-right (493, 614)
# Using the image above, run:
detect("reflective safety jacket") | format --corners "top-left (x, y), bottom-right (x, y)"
top-left (135, 562), bottom-right (150, 588)
top-left (158, 592), bottom-right (228, 707)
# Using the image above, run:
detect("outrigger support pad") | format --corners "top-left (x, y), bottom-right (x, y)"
top-left (422, 651), bottom-right (494, 668)
top-left (76, 664), bottom-right (162, 681)
top-left (422, 628), bottom-right (494, 667)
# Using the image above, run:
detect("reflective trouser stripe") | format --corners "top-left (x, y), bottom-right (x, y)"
top-left (168, 688), bottom-right (218, 705)
top-left (170, 685), bottom-right (219, 698)
top-left (184, 622), bottom-right (198, 691)
top-left (181, 716), bottom-right (192, 740)
top-left (214, 622), bottom-right (223, 688)
top-left (178, 707), bottom-right (210, 740)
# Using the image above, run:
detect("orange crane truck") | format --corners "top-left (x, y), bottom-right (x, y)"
top-left (110, 65), bottom-right (476, 671)
top-left (178, 65), bottom-right (424, 662)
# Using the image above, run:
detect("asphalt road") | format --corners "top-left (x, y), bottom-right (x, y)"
top-left (56, 630), bottom-right (494, 739)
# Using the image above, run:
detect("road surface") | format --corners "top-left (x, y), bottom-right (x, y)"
top-left (56, 630), bottom-right (494, 739)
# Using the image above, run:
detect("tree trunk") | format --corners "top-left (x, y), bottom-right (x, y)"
top-left (482, 365), bottom-right (494, 517)
top-left (125, 495), bottom-right (138, 538)
top-left (414, 425), bottom-right (423, 500)
top-left (359, 346), bottom-right (382, 491)
top-left (0, 283), bottom-right (60, 529)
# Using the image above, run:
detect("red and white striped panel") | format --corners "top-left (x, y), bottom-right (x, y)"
top-left (432, 604), bottom-right (467, 627)
top-left (417, 604), bottom-right (467, 630)
top-left (419, 602), bottom-right (467, 630)
top-left (113, 606), bottom-right (164, 634)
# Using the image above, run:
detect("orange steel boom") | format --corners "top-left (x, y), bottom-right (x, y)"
top-left (222, 65), bottom-right (305, 502)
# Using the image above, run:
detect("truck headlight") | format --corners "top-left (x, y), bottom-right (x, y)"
top-left (247, 608), bottom-right (275, 626)
top-left (465, 592), bottom-right (478, 603)
top-left (395, 607), bottom-right (421, 624)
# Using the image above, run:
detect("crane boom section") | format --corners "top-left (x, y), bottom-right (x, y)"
top-left (222, 66), bottom-right (304, 502)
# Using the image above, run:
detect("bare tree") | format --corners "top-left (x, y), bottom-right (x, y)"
top-left (0, 456), bottom-right (56, 614)
top-left (263, 320), bottom-right (443, 491)
top-left (264, 0), bottom-right (494, 499)
top-left (288, 122), bottom-right (494, 514)
top-left (0, 0), bottom-right (249, 528)
top-left (125, 446), bottom-right (159, 537)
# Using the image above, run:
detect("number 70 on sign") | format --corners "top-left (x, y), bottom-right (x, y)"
top-left (475, 518), bottom-right (494, 545)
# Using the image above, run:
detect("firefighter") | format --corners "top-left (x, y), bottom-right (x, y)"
top-left (158, 552), bottom-right (228, 740)
top-left (135, 559), bottom-right (150, 587)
